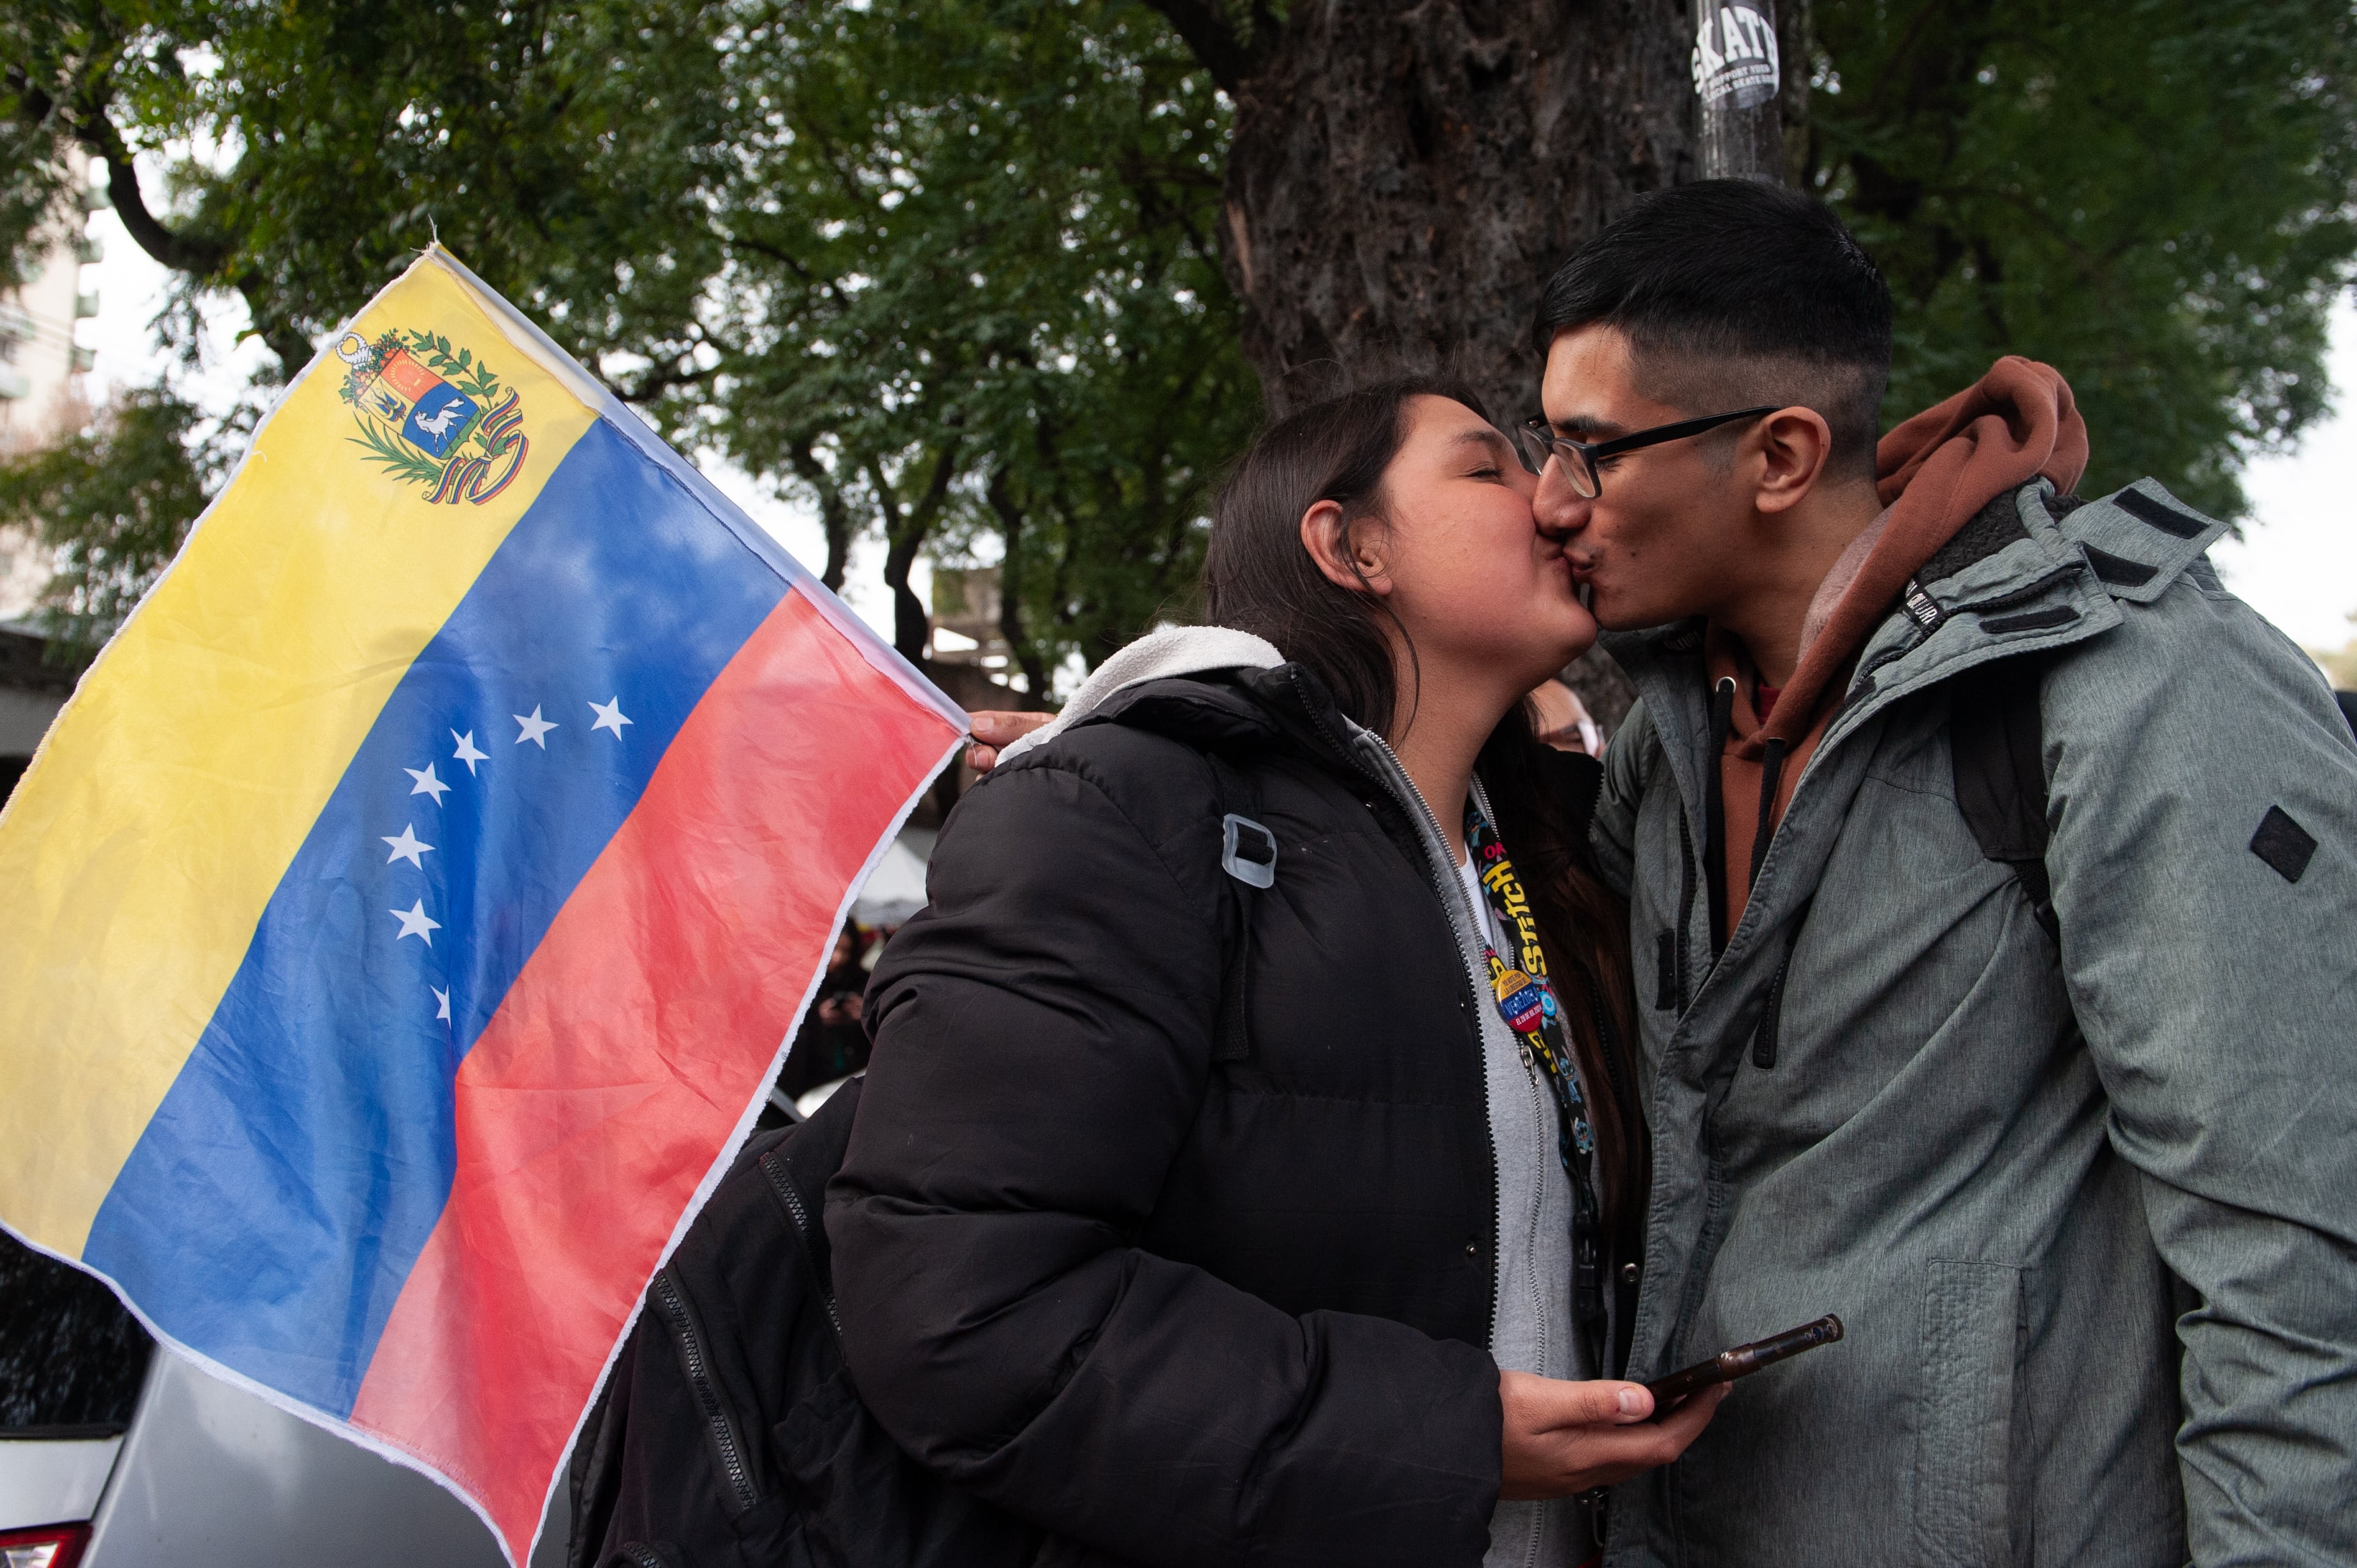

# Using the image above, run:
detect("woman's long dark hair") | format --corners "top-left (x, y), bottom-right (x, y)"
top-left (1201, 380), bottom-right (1646, 1241)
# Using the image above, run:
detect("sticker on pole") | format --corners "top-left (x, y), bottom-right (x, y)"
top-left (1692, 4), bottom-right (1781, 111)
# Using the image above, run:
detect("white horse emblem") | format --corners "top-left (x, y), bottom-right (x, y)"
top-left (412, 401), bottom-right (467, 440)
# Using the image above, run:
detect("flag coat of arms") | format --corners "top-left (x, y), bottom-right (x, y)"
top-left (0, 247), bottom-right (966, 1561)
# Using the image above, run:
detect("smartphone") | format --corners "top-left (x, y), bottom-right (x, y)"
top-left (1644, 1314), bottom-right (1843, 1419)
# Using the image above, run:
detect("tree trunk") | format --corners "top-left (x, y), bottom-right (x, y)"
top-left (1211, 0), bottom-right (1695, 426)
top-left (1178, 0), bottom-right (1698, 731)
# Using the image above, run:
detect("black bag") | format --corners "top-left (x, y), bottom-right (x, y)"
top-left (566, 1077), bottom-right (1048, 1568)
top-left (1948, 655), bottom-right (2056, 940)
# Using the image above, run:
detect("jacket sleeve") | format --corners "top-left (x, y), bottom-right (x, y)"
top-left (2042, 577), bottom-right (2357, 1564)
top-left (826, 750), bottom-right (1504, 1568)
top-left (1587, 697), bottom-right (1651, 899)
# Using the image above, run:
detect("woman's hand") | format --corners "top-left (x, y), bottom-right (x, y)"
top-left (1498, 1371), bottom-right (1728, 1500)
top-left (967, 711), bottom-right (1051, 771)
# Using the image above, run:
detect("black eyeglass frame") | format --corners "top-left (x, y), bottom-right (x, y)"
top-left (1517, 405), bottom-right (1779, 497)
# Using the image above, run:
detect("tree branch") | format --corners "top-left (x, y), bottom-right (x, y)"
top-left (985, 464), bottom-right (1053, 701)
top-left (75, 123), bottom-right (230, 277)
top-left (873, 443), bottom-right (961, 662)
top-left (1139, 0), bottom-right (1260, 95)
top-left (611, 356), bottom-right (718, 405)
top-left (787, 440), bottom-right (857, 591)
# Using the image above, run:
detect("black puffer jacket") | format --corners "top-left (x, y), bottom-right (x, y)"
top-left (827, 665), bottom-right (1604, 1568)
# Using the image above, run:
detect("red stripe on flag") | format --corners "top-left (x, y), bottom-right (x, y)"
top-left (347, 588), bottom-right (959, 1557)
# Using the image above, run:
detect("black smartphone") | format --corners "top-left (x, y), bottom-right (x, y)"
top-left (1644, 1314), bottom-right (1843, 1419)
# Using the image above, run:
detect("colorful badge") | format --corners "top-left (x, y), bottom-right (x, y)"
top-left (1494, 969), bottom-right (1547, 1034)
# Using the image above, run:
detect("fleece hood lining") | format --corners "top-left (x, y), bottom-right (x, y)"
top-left (995, 625), bottom-right (1286, 766)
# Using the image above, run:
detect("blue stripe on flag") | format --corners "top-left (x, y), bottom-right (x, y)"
top-left (86, 420), bottom-right (788, 1412)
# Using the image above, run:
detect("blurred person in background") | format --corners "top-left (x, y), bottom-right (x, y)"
top-left (775, 924), bottom-right (871, 1104)
top-left (1529, 679), bottom-right (1603, 755)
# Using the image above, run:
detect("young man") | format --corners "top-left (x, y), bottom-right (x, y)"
top-left (1529, 180), bottom-right (2357, 1565)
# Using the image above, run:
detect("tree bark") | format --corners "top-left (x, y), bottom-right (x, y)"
top-left (1777, 0), bottom-right (1815, 185)
top-left (1203, 0), bottom-right (1694, 426)
top-left (1148, 0), bottom-right (1697, 732)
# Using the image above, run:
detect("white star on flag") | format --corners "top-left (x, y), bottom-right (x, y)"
top-left (588, 697), bottom-right (633, 738)
top-left (513, 706), bottom-right (558, 748)
top-left (405, 763), bottom-right (450, 804)
top-left (451, 730), bottom-right (490, 774)
top-left (432, 986), bottom-right (451, 1023)
top-left (383, 824), bottom-right (433, 867)
top-left (390, 899), bottom-right (441, 946)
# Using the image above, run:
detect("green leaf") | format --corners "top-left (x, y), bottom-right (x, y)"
top-left (346, 414), bottom-right (445, 486)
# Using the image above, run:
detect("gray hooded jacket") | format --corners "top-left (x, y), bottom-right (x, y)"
top-left (1589, 479), bottom-right (2357, 1567)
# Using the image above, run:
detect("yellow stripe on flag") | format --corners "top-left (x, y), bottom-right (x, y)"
top-left (0, 250), bottom-right (599, 1255)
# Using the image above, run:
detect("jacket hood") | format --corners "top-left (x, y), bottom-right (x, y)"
top-left (995, 625), bottom-right (1284, 765)
top-left (1739, 356), bottom-right (2089, 755)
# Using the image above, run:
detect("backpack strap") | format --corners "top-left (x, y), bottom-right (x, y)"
top-left (1948, 656), bottom-right (2058, 941)
top-left (1203, 750), bottom-right (1271, 1063)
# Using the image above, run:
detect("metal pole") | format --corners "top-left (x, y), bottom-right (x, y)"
top-left (1689, 1), bottom-right (1786, 182)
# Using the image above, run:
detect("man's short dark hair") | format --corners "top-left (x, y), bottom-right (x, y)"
top-left (1535, 181), bottom-right (1894, 478)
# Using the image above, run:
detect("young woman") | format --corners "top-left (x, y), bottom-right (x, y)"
top-left (825, 381), bottom-right (1721, 1568)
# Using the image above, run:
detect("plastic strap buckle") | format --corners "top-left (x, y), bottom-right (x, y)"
top-left (1220, 814), bottom-right (1277, 889)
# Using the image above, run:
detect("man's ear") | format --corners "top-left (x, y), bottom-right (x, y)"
top-left (1301, 499), bottom-right (1392, 595)
top-left (1753, 407), bottom-right (1834, 516)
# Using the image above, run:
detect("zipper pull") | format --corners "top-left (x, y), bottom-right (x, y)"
top-left (1574, 1235), bottom-right (1603, 1324)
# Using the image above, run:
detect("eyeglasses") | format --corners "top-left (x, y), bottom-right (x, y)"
top-left (1515, 406), bottom-right (1779, 498)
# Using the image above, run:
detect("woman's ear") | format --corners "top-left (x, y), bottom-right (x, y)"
top-left (1301, 499), bottom-right (1392, 595)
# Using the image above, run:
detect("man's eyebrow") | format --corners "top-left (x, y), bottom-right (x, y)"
top-left (1546, 412), bottom-right (1628, 440)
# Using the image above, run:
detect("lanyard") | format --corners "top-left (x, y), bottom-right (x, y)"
top-left (1464, 799), bottom-right (1605, 1335)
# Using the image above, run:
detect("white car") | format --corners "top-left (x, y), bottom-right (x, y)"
top-left (1, 1237), bottom-right (566, 1567)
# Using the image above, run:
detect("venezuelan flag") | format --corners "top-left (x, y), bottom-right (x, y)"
top-left (0, 249), bottom-right (965, 1560)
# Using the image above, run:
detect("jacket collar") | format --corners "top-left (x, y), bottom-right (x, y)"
top-left (1603, 478), bottom-right (2233, 809)
top-left (1071, 661), bottom-right (1358, 781)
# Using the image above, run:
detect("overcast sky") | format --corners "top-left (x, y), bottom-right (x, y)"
top-left (77, 206), bottom-right (2357, 657)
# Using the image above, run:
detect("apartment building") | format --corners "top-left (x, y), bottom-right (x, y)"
top-left (0, 154), bottom-right (103, 794)
top-left (1, 150), bottom-right (104, 610)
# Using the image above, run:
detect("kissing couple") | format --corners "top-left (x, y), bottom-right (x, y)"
top-left (842, 181), bottom-right (2357, 1568)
